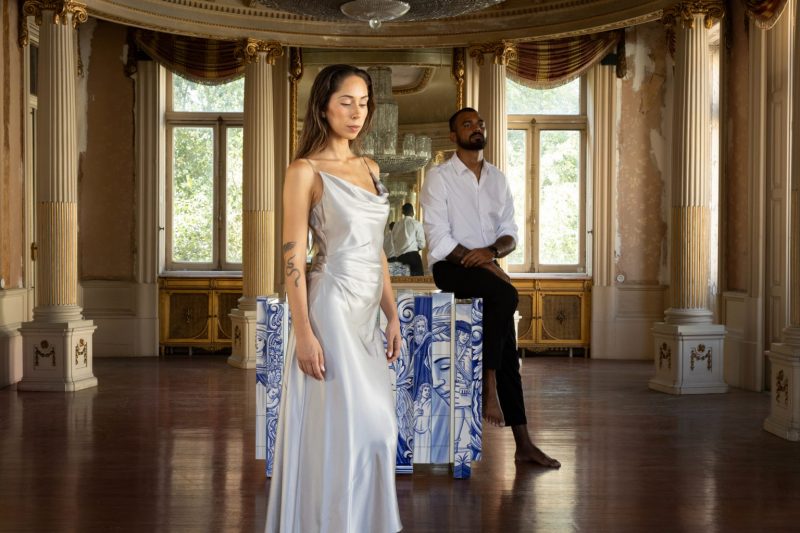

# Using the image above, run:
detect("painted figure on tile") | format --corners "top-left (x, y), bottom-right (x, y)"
top-left (413, 382), bottom-right (432, 462)
top-left (430, 349), bottom-right (452, 463)
top-left (453, 320), bottom-right (474, 452)
top-left (410, 314), bottom-right (433, 401)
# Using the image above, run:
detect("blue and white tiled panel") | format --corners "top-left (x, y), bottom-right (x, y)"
top-left (388, 261), bottom-right (411, 276)
top-left (412, 293), bottom-right (453, 466)
top-left (386, 292), bottom-right (415, 474)
top-left (255, 297), bottom-right (290, 477)
top-left (453, 299), bottom-right (483, 479)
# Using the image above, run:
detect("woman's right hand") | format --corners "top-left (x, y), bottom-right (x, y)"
top-left (295, 331), bottom-right (326, 380)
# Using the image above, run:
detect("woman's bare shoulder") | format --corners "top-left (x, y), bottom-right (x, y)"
top-left (361, 156), bottom-right (381, 177)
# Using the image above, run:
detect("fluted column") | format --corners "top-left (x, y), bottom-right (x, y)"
top-left (229, 39), bottom-right (283, 369)
top-left (650, 2), bottom-right (727, 395)
top-left (588, 63), bottom-right (619, 358)
top-left (132, 59), bottom-right (163, 356)
top-left (469, 42), bottom-right (516, 173)
top-left (765, 0), bottom-right (800, 440)
top-left (19, 0), bottom-right (97, 391)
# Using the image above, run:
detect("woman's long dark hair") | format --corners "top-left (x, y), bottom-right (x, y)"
top-left (295, 64), bottom-right (375, 160)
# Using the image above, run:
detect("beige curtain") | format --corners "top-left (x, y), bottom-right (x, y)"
top-left (508, 31), bottom-right (622, 90)
top-left (132, 29), bottom-right (245, 84)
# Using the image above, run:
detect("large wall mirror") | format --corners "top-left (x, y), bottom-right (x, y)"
top-left (291, 48), bottom-right (464, 280)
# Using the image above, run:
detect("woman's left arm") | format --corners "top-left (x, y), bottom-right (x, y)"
top-left (380, 251), bottom-right (401, 363)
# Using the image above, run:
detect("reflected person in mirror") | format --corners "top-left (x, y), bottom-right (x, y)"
top-left (420, 107), bottom-right (560, 468)
top-left (390, 203), bottom-right (426, 275)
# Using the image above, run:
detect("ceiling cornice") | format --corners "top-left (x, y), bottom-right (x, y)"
top-left (84, 0), bottom-right (672, 47)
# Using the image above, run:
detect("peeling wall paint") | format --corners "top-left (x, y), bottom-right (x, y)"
top-left (615, 22), bottom-right (669, 285)
top-left (79, 20), bottom-right (135, 281)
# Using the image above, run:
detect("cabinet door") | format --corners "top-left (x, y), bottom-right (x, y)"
top-left (535, 291), bottom-right (585, 346)
top-left (164, 291), bottom-right (212, 344)
top-left (212, 290), bottom-right (243, 345)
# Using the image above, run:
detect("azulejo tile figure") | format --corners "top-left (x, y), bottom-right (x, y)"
top-left (453, 300), bottom-right (484, 479)
top-left (389, 292), bottom-right (416, 474)
top-left (256, 297), bottom-right (289, 477)
top-left (428, 293), bottom-right (454, 464)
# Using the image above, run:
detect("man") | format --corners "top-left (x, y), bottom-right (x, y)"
top-left (419, 107), bottom-right (560, 468)
top-left (391, 203), bottom-right (426, 275)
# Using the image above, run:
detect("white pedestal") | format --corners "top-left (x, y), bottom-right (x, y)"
top-left (228, 308), bottom-right (257, 369)
top-left (18, 320), bottom-right (98, 391)
top-left (649, 322), bottom-right (728, 395)
top-left (764, 344), bottom-right (800, 441)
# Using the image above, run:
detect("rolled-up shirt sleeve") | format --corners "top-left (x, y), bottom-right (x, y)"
top-left (495, 178), bottom-right (519, 245)
top-left (420, 170), bottom-right (460, 263)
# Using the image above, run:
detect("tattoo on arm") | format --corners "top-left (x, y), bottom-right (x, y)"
top-left (283, 242), bottom-right (302, 288)
top-left (446, 244), bottom-right (470, 265)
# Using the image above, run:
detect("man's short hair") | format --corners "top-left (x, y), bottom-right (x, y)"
top-left (402, 203), bottom-right (414, 216)
top-left (449, 107), bottom-right (479, 133)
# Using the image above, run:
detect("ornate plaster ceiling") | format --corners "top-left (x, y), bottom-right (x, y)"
top-left (84, 0), bottom-right (671, 47)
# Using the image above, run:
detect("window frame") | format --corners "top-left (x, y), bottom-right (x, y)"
top-left (164, 72), bottom-right (243, 272)
top-left (506, 77), bottom-right (588, 274)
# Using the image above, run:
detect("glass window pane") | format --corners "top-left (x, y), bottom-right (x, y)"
top-left (172, 74), bottom-right (244, 113)
top-left (506, 77), bottom-right (580, 115)
top-left (539, 130), bottom-right (580, 265)
top-left (226, 127), bottom-right (243, 264)
top-left (172, 127), bottom-right (214, 263)
top-left (505, 129), bottom-right (527, 265)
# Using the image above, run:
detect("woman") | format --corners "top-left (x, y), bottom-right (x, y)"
top-left (265, 64), bottom-right (403, 533)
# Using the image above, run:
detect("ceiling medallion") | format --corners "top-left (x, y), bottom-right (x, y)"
top-left (257, 1), bottom-right (505, 28)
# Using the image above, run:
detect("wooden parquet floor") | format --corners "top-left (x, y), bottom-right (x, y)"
top-left (2, 356), bottom-right (799, 532)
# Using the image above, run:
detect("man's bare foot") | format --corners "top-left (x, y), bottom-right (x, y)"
top-left (483, 369), bottom-right (505, 427)
top-left (514, 445), bottom-right (561, 469)
top-left (511, 425), bottom-right (560, 468)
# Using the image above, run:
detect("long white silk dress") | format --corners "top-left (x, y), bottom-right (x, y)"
top-left (265, 166), bottom-right (402, 533)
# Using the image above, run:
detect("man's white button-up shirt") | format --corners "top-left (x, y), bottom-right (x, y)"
top-left (420, 154), bottom-right (518, 267)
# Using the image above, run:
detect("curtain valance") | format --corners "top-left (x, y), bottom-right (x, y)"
top-left (507, 31), bottom-right (623, 90)
top-left (132, 29), bottom-right (245, 84)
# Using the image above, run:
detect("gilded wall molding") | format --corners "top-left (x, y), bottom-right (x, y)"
top-left (468, 41), bottom-right (517, 66)
top-left (393, 68), bottom-right (435, 96)
top-left (288, 47), bottom-right (303, 159)
top-left (236, 39), bottom-right (284, 65)
top-left (452, 47), bottom-right (466, 110)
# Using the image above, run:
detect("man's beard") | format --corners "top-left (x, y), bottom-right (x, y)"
top-left (456, 133), bottom-right (487, 151)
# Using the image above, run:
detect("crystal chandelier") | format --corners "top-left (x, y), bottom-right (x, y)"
top-left (256, 1), bottom-right (505, 25)
top-left (340, 1), bottom-right (410, 29)
top-left (361, 66), bottom-right (431, 177)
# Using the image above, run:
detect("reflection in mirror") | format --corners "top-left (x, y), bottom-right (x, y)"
top-left (292, 48), bottom-right (463, 278)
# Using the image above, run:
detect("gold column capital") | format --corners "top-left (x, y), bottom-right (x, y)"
top-left (468, 41), bottom-right (517, 67)
top-left (662, 1), bottom-right (725, 30)
top-left (23, 1), bottom-right (88, 27)
top-left (237, 39), bottom-right (284, 65)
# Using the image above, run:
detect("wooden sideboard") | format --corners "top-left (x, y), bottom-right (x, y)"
top-left (158, 275), bottom-right (591, 356)
top-left (513, 277), bottom-right (592, 356)
top-left (158, 277), bottom-right (243, 354)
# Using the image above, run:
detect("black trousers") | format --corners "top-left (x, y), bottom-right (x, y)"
top-left (396, 251), bottom-right (424, 276)
top-left (432, 261), bottom-right (527, 427)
